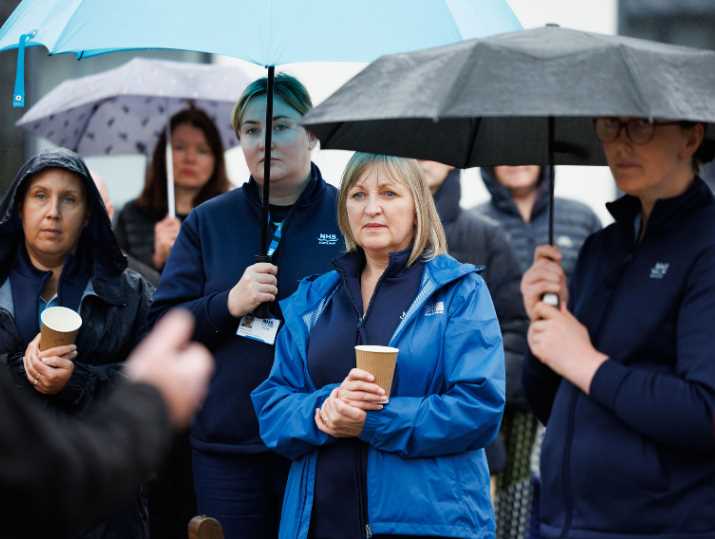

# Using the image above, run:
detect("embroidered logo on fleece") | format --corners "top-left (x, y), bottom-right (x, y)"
top-left (649, 262), bottom-right (670, 279)
top-left (317, 233), bottom-right (338, 246)
top-left (424, 301), bottom-right (445, 316)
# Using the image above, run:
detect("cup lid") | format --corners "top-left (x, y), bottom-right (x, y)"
top-left (354, 345), bottom-right (399, 353)
top-left (41, 306), bottom-right (83, 332)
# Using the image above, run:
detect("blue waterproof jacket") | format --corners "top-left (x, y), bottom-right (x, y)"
top-left (252, 254), bottom-right (505, 539)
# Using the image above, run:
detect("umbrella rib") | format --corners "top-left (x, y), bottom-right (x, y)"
top-left (616, 44), bottom-right (651, 120)
top-left (465, 117), bottom-right (483, 169)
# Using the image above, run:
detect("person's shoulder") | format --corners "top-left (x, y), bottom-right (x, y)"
top-left (196, 186), bottom-right (245, 212)
top-left (188, 187), bottom-right (249, 227)
top-left (280, 269), bottom-right (341, 318)
top-left (457, 209), bottom-right (507, 236)
top-left (116, 198), bottom-right (146, 220)
top-left (554, 197), bottom-right (600, 220)
top-left (119, 267), bottom-right (155, 296)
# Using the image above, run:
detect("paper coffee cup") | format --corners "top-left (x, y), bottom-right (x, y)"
top-left (355, 345), bottom-right (399, 396)
top-left (39, 306), bottom-right (82, 351)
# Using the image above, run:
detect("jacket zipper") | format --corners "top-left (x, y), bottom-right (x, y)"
top-left (343, 269), bottom-right (391, 539)
top-left (559, 390), bottom-right (579, 538)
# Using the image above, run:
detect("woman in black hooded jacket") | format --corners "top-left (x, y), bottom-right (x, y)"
top-left (0, 149), bottom-right (153, 539)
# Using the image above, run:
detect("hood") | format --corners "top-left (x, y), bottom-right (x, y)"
top-left (0, 149), bottom-right (126, 280)
top-left (480, 166), bottom-right (553, 219)
top-left (433, 169), bottom-right (461, 224)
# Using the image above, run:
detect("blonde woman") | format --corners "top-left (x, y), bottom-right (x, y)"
top-left (253, 153), bottom-right (505, 539)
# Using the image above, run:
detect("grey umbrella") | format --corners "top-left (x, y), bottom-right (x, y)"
top-left (303, 25), bottom-right (715, 239)
top-left (17, 57), bottom-right (250, 216)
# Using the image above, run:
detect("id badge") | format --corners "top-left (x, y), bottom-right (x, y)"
top-left (237, 315), bottom-right (281, 345)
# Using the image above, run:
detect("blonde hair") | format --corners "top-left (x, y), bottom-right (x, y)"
top-left (338, 153), bottom-right (447, 266)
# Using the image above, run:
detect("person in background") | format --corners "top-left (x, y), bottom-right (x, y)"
top-left (114, 107), bottom-right (231, 275)
top-left (474, 165), bottom-right (601, 539)
top-left (476, 166), bottom-right (601, 277)
top-left (419, 160), bottom-right (528, 491)
top-left (91, 171), bottom-right (160, 286)
top-left (0, 149), bottom-right (154, 539)
top-left (148, 73), bottom-right (344, 538)
top-left (113, 107), bottom-right (230, 538)
top-left (253, 153), bottom-right (505, 539)
top-left (2, 309), bottom-right (213, 539)
top-left (522, 117), bottom-right (715, 538)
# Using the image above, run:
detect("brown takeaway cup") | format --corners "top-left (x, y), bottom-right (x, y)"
top-left (39, 306), bottom-right (82, 351)
top-left (354, 345), bottom-right (399, 396)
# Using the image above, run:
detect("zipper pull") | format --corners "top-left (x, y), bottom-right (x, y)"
top-left (365, 524), bottom-right (373, 539)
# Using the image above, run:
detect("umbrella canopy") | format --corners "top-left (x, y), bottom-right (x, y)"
top-left (302, 25), bottom-right (715, 168)
top-left (16, 57), bottom-right (249, 155)
top-left (0, 0), bottom-right (521, 259)
top-left (303, 25), bottom-right (715, 300)
top-left (0, 0), bottom-right (520, 65)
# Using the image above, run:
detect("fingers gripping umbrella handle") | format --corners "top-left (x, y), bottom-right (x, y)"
top-left (253, 254), bottom-right (274, 319)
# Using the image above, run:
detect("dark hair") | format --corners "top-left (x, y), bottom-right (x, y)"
top-left (231, 72), bottom-right (313, 136)
top-left (680, 121), bottom-right (715, 173)
top-left (137, 107), bottom-right (230, 216)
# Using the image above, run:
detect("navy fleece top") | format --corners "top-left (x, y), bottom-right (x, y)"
top-left (148, 164), bottom-right (344, 454)
top-left (309, 248), bottom-right (424, 539)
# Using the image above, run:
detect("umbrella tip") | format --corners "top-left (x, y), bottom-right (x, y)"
top-left (545, 23), bottom-right (560, 28)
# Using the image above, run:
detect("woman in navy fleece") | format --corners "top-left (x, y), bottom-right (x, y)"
top-left (521, 118), bottom-right (715, 539)
top-left (147, 74), bottom-right (344, 538)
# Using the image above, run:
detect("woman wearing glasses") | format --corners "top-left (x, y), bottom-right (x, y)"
top-left (521, 117), bottom-right (715, 539)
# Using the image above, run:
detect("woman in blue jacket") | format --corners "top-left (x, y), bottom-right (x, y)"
top-left (148, 74), bottom-right (344, 538)
top-left (521, 118), bottom-right (715, 539)
top-left (253, 153), bottom-right (505, 539)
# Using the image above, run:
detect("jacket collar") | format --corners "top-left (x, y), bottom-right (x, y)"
top-left (480, 166), bottom-right (552, 220)
top-left (244, 162), bottom-right (326, 213)
top-left (433, 170), bottom-right (462, 224)
top-left (281, 253), bottom-right (476, 340)
top-left (332, 247), bottom-right (413, 280)
top-left (606, 176), bottom-right (713, 236)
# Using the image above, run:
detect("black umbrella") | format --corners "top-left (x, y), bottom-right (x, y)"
top-left (303, 24), bottom-right (715, 249)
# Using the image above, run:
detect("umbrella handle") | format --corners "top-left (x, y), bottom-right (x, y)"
top-left (541, 292), bottom-right (560, 308)
top-left (252, 254), bottom-right (274, 319)
top-left (165, 120), bottom-right (176, 218)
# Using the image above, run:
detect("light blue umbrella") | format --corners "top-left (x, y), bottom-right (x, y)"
top-left (0, 0), bottom-right (521, 257)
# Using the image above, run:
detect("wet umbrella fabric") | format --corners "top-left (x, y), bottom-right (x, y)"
top-left (302, 25), bottom-right (715, 167)
top-left (16, 57), bottom-right (248, 156)
top-left (303, 25), bottom-right (715, 247)
top-left (0, 0), bottom-right (521, 255)
top-left (0, 0), bottom-right (520, 65)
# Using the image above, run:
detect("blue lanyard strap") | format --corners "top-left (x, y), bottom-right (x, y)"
top-left (266, 220), bottom-right (283, 258)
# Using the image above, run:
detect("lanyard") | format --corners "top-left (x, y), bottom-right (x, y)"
top-left (266, 219), bottom-right (284, 258)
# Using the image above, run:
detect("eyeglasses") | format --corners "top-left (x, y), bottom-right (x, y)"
top-left (593, 117), bottom-right (683, 145)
